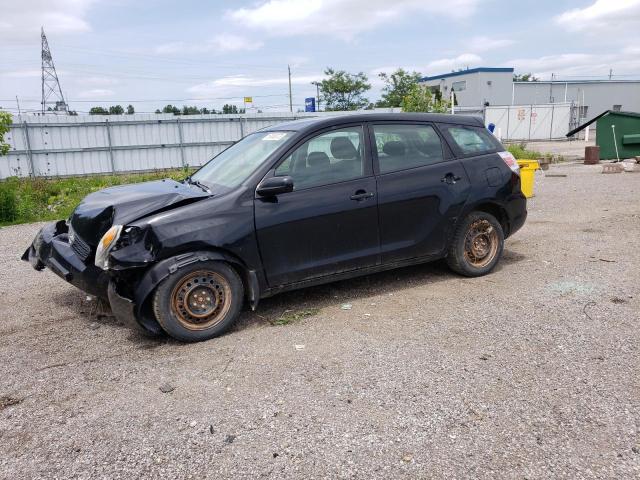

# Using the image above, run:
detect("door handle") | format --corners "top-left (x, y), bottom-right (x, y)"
top-left (350, 190), bottom-right (375, 201)
top-left (441, 173), bottom-right (462, 184)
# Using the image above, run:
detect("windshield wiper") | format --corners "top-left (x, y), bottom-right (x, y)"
top-left (186, 177), bottom-right (212, 193)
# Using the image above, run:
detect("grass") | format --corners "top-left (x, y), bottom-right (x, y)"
top-left (271, 308), bottom-right (320, 326)
top-left (506, 143), bottom-right (543, 159)
top-left (506, 143), bottom-right (566, 163)
top-left (0, 168), bottom-right (192, 227)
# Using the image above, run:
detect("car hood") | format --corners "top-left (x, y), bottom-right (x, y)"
top-left (69, 179), bottom-right (211, 245)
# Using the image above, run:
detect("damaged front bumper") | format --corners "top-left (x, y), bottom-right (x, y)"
top-left (22, 221), bottom-right (109, 299)
top-left (22, 221), bottom-right (161, 335)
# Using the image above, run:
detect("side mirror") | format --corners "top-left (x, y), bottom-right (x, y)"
top-left (256, 176), bottom-right (294, 197)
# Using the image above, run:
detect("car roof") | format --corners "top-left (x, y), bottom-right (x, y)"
top-left (262, 113), bottom-right (484, 133)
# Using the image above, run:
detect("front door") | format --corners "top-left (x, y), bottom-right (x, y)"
top-left (371, 122), bottom-right (471, 263)
top-left (255, 125), bottom-right (379, 287)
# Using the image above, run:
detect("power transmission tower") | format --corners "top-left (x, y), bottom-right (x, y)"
top-left (41, 27), bottom-right (69, 114)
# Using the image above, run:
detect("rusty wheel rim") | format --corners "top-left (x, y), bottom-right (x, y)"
top-left (170, 271), bottom-right (232, 331)
top-left (464, 219), bottom-right (499, 268)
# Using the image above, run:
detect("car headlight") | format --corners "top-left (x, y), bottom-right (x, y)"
top-left (95, 225), bottom-right (123, 270)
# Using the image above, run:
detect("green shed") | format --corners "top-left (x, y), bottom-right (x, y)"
top-left (566, 110), bottom-right (640, 160)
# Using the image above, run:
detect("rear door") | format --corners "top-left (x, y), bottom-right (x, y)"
top-left (254, 125), bottom-right (379, 287)
top-left (371, 122), bottom-right (471, 263)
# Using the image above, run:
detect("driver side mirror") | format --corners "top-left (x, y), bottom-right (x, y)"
top-left (256, 176), bottom-right (294, 197)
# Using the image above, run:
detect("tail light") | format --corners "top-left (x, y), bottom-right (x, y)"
top-left (498, 151), bottom-right (520, 175)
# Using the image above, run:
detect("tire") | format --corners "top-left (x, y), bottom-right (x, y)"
top-left (152, 260), bottom-right (244, 342)
top-left (446, 211), bottom-right (504, 277)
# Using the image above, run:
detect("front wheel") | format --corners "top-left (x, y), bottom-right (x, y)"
top-left (152, 260), bottom-right (244, 342)
top-left (446, 211), bottom-right (504, 277)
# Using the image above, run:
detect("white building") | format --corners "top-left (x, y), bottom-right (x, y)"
top-left (419, 67), bottom-right (515, 108)
top-left (420, 68), bottom-right (640, 123)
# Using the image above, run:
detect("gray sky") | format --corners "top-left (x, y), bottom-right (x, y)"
top-left (1, 0), bottom-right (639, 114)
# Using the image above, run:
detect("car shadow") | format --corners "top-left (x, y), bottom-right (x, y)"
top-left (49, 248), bottom-right (526, 341)
top-left (234, 259), bottom-right (453, 331)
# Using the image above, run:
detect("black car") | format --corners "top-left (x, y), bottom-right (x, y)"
top-left (23, 113), bottom-right (526, 342)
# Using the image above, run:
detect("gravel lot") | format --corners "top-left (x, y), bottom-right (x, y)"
top-left (1, 162), bottom-right (639, 479)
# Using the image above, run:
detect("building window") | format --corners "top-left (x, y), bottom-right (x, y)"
top-left (452, 81), bottom-right (466, 92)
top-left (612, 104), bottom-right (622, 112)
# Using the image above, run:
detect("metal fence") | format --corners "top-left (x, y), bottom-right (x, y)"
top-left (2, 112), bottom-right (327, 179)
top-left (483, 103), bottom-right (573, 141)
top-left (2, 105), bottom-right (572, 178)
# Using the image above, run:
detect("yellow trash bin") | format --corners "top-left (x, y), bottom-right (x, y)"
top-left (517, 159), bottom-right (540, 198)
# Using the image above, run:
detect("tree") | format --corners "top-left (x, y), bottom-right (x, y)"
top-left (161, 104), bottom-right (181, 115)
top-left (108, 105), bottom-right (124, 115)
top-left (222, 104), bottom-right (238, 114)
top-left (0, 111), bottom-right (12, 156)
top-left (182, 105), bottom-right (201, 115)
top-left (513, 73), bottom-right (539, 82)
top-left (377, 69), bottom-right (421, 108)
top-left (89, 106), bottom-right (109, 115)
top-left (126, 104), bottom-right (135, 114)
top-left (401, 84), bottom-right (450, 113)
top-left (319, 68), bottom-right (371, 111)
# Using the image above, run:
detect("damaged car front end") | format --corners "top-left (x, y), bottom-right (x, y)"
top-left (22, 178), bottom-right (216, 335)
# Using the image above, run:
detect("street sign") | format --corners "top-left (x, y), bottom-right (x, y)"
top-left (305, 97), bottom-right (316, 112)
top-left (244, 97), bottom-right (253, 104)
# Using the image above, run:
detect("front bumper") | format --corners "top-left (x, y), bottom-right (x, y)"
top-left (22, 221), bottom-right (109, 299)
top-left (23, 221), bottom-right (161, 335)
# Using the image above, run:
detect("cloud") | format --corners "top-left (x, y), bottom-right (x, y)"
top-left (0, 69), bottom-right (43, 78)
top-left (1, 0), bottom-right (94, 41)
top-left (227, 0), bottom-right (481, 38)
top-left (187, 74), bottom-right (321, 96)
top-left (505, 52), bottom-right (640, 79)
top-left (77, 88), bottom-right (114, 98)
top-left (155, 35), bottom-right (263, 55)
top-left (424, 53), bottom-right (483, 74)
top-left (369, 53), bottom-right (483, 79)
top-left (555, 0), bottom-right (640, 32)
top-left (467, 35), bottom-right (515, 53)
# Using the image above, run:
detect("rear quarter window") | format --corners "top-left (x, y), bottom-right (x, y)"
top-left (442, 125), bottom-right (502, 156)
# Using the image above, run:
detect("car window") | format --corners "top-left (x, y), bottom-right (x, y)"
top-left (275, 126), bottom-right (364, 189)
top-left (444, 125), bottom-right (500, 155)
top-left (373, 124), bottom-right (444, 173)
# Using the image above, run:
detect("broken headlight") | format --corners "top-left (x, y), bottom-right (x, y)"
top-left (95, 225), bottom-right (123, 270)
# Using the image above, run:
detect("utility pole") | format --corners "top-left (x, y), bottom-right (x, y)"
top-left (41, 27), bottom-right (69, 114)
top-left (549, 73), bottom-right (554, 103)
top-left (287, 65), bottom-right (293, 113)
top-left (609, 68), bottom-right (613, 80)
top-left (15, 96), bottom-right (22, 117)
top-left (312, 81), bottom-right (321, 111)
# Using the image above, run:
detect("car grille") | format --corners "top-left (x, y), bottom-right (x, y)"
top-left (69, 228), bottom-right (92, 261)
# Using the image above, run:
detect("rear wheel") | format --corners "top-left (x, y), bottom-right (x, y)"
top-left (153, 260), bottom-right (244, 342)
top-left (447, 211), bottom-right (504, 277)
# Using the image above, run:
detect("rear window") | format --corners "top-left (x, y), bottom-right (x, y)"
top-left (443, 125), bottom-right (501, 156)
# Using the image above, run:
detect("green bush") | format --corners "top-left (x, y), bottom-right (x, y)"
top-left (507, 143), bottom-right (543, 160)
top-left (0, 182), bottom-right (18, 223)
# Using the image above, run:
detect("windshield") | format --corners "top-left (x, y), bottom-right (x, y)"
top-left (191, 131), bottom-right (293, 193)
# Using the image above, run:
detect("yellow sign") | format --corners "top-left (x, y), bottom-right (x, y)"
top-left (243, 97), bottom-right (253, 103)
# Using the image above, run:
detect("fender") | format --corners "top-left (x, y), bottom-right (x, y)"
top-left (132, 250), bottom-right (261, 322)
top-left (455, 199), bottom-right (511, 238)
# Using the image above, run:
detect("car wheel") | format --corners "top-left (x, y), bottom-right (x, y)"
top-left (152, 260), bottom-right (244, 342)
top-left (446, 211), bottom-right (504, 277)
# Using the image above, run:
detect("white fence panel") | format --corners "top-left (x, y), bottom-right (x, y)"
top-left (2, 106), bottom-right (571, 178)
top-left (484, 103), bottom-right (572, 141)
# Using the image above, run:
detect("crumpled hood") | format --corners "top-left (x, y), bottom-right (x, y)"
top-left (69, 179), bottom-right (210, 245)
